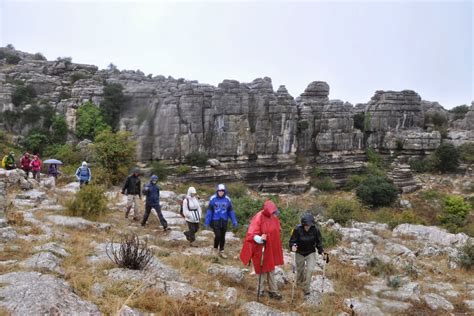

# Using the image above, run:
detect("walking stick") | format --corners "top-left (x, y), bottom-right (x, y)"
top-left (291, 250), bottom-right (296, 303)
top-left (321, 253), bottom-right (329, 297)
top-left (257, 240), bottom-right (266, 302)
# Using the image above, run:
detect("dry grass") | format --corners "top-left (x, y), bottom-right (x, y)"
top-left (6, 211), bottom-right (25, 226)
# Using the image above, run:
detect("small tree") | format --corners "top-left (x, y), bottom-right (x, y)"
top-left (356, 176), bottom-right (398, 207)
top-left (434, 143), bottom-right (459, 173)
top-left (75, 101), bottom-right (109, 140)
top-left (100, 83), bottom-right (127, 131)
top-left (65, 184), bottom-right (107, 220)
top-left (449, 105), bottom-right (469, 121)
top-left (93, 130), bottom-right (136, 185)
top-left (24, 130), bottom-right (50, 155)
top-left (151, 160), bottom-right (169, 181)
top-left (11, 84), bottom-right (36, 106)
top-left (50, 114), bottom-right (68, 144)
top-left (459, 142), bottom-right (474, 165)
top-left (184, 152), bottom-right (208, 167)
top-left (438, 195), bottom-right (471, 232)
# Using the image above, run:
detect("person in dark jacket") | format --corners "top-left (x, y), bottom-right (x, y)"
top-left (48, 163), bottom-right (59, 179)
top-left (4, 151), bottom-right (16, 170)
top-left (122, 167), bottom-right (142, 221)
top-left (20, 152), bottom-right (31, 179)
top-left (204, 184), bottom-right (238, 258)
top-left (141, 175), bottom-right (168, 230)
top-left (289, 212), bottom-right (324, 296)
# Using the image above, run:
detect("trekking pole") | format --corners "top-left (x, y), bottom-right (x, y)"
top-left (291, 250), bottom-right (296, 303)
top-left (320, 253), bottom-right (329, 298)
top-left (257, 240), bottom-right (266, 302)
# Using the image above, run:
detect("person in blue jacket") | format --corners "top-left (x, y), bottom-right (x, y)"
top-left (75, 161), bottom-right (91, 187)
top-left (204, 183), bottom-right (238, 258)
top-left (141, 175), bottom-right (169, 231)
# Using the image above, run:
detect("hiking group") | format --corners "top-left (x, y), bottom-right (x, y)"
top-left (121, 168), bottom-right (327, 301)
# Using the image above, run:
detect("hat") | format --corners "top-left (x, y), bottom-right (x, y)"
top-left (217, 184), bottom-right (226, 191)
top-left (82, 161), bottom-right (87, 167)
top-left (150, 175), bottom-right (159, 181)
top-left (188, 186), bottom-right (197, 195)
top-left (301, 213), bottom-right (315, 226)
top-left (132, 167), bottom-right (140, 174)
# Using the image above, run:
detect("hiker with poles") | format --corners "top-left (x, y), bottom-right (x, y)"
top-left (240, 200), bottom-right (284, 301)
top-left (288, 212), bottom-right (326, 298)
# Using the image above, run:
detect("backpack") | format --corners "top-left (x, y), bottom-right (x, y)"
top-left (179, 197), bottom-right (189, 218)
top-left (1, 156), bottom-right (6, 169)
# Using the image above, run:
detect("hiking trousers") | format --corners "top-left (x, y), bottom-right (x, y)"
top-left (125, 194), bottom-right (141, 220)
top-left (142, 204), bottom-right (167, 229)
top-left (295, 252), bottom-right (317, 293)
top-left (185, 221), bottom-right (200, 242)
top-left (211, 220), bottom-right (227, 251)
top-left (258, 269), bottom-right (278, 293)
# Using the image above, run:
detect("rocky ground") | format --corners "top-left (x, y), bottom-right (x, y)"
top-left (0, 168), bottom-right (473, 315)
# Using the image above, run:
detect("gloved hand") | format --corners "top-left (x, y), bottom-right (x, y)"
top-left (232, 222), bottom-right (238, 229)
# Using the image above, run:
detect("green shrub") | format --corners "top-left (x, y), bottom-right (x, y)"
top-left (326, 198), bottom-right (363, 225)
top-left (93, 130), bottom-right (136, 185)
top-left (100, 83), bottom-right (128, 131)
top-left (5, 53), bottom-right (21, 64)
top-left (150, 161), bottom-right (170, 181)
top-left (176, 165), bottom-right (192, 176)
top-left (45, 143), bottom-right (82, 165)
top-left (425, 112), bottom-right (448, 128)
top-left (457, 241), bottom-right (474, 270)
top-left (226, 182), bottom-right (248, 198)
top-left (366, 257), bottom-right (396, 277)
top-left (75, 101), bottom-right (110, 140)
top-left (24, 130), bottom-right (50, 155)
top-left (321, 227), bottom-right (341, 248)
top-left (438, 195), bottom-right (471, 232)
top-left (11, 84), bottom-right (37, 106)
top-left (58, 91), bottom-right (71, 100)
top-left (387, 275), bottom-right (402, 289)
top-left (70, 72), bottom-right (89, 83)
top-left (50, 114), bottom-right (68, 144)
top-left (356, 176), bottom-right (398, 207)
top-left (311, 168), bottom-right (336, 191)
top-left (366, 147), bottom-right (384, 167)
top-left (434, 143), bottom-right (459, 173)
top-left (184, 152), bottom-right (208, 167)
top-left (419, 189), bottom-right (443, 201)
top-left (409, 157), bottom-right (430, 173)
top-left (449, 105), bottom-right (469, 121)
top-left (277, 204), bottom-right (302, 247)
top-left (65, 184), bottom-right (107, 220)
top-left (32, 52), bottom-right (46, 61)
top-left (459, 142), bottom-right (474, 164)
top-left (344, 174), bottom-right (368, 191)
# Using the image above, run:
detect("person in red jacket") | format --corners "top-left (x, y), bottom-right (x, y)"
top-left (20, 152), bottom-right (31, 179)
top-left (30, 155), bottom-right (42, 180)
top-left (240, 200), bottom-right (284, 300)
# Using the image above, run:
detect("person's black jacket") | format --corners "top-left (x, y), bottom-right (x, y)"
top-left (122, 175), bottom-right (141, 197)
top-left (289, 224), bottom-right (324, 256)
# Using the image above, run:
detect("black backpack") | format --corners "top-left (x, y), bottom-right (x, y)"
top-left (179, 197), bottom-right (189, 218)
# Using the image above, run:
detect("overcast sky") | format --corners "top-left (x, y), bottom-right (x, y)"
top-left (0, 0), bottom-right (472, 108)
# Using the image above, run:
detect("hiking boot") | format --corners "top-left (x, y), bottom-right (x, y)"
top-left (184, 231), bottom-right (191, 241)
top-left (218, 251), bottom-right (228, 259)
top-left (132, 217), bottom-right (139, 221)
top-left (268, 292), bottom-right (282, 300)
top-left (141, 222), bottom-right (146, 227)
top-left (163, 226), bottom-right (170, 232)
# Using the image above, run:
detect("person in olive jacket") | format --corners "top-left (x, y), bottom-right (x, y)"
top-left (122, 167), bottom-right (142, 221)
top-left (288, 212), bottom-right (324, 296)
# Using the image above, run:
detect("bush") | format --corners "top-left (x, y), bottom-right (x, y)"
top-left (65, 184), bottom-right (107, 220)
top-left (226, 182), bottom-right (248, 198)
top-left (449, 105), bottom-right (469, 121)
top-left (356, 176), bottom-right (398, 207)
top-left (438, 195), bottom-right (471, 232)
top-left (425, 112), bottom-right (448, 128)
top-left (326, 198), bottom-right (363, 225)
top-left (321, 227), bottom-right (341, 248)
top-left (311, 168), bottom-right (336, 191)
top-left (32, 52), bottom-right (46, 61)
top-left (106, 233), bottom-right (153, 270)
top-left (459, 142), bottom-right (474, 164)
top-left (24, 130), bottom-right (50, 155)
top-left (457, 241), bottom-right (474, 270)
top-left (50, 114), bottom-right (68, 144)
top-left (184, 152), bottom-right (208, 167)
top-left (344, 174), bottom-right (368, 191)
top-left (151, 161), bottom-right (170, 181)
top-left (45, 143), bottom-right (82, 165)
top-left (100, 83), bottom-right (128, 131)
top-left (366, 147), bottom-right (384, 167)
top-left (93, 130), bottom-right (136, 185)
top-left (434, 143), bottom-right (459, 173)
top-left (75, 101), bottom-right (110, 140)
top-left (176, 164), bottom-right (192, 176)
top-left (366, 257), bottom-right (396, 277)
top-left (5, 53), bottom-right (21, 64)
top-left (70, 72), bottom-right (89, 83)
top-left (11, 83), bottom-right (37, 106)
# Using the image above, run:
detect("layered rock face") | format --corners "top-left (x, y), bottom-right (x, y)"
top-left (0, 47), bottom-right (471, 192)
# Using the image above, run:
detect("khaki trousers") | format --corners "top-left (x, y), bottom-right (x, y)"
top-left (295, 252), bottom-right (317, 293)
top-left (258, 270), bottom-right (278, 293)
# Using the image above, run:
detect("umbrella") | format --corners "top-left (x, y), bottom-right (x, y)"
top-left (43, 159), bottom-right (63, 165)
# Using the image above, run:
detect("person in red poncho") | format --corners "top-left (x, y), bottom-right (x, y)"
top-left (240, 200), bottom-right (284, 300)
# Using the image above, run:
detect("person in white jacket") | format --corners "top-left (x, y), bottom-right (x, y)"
top-left (182, 186), bottom-right (202, 247)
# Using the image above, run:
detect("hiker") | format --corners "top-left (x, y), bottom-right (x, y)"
top-left (48, 163), bottom-right (59, 179)
top-left (30, 155), bottom-right (42, 180)
top-left (204, 184), bottom-right (238, 258)
top-left (182, 186), bottom-right (202, 247)
top-left (75, 161), bottom-right (91, 187)
top-left (121, 167), bottom-right (142, 221)
top-left (142, 175), bottom-right (169, 231)
top-left (2, 151), bottom-right (16, 170)
top-left (240, 200), bottom-right (284, 300)
top-left (289, 212), bottom-right (324, 297)
top-left (20, 152), bottom-right (31, 179)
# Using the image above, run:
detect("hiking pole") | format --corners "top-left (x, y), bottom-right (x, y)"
top-left (291, 249), bottom-right (296, 303)
top-left (257, 240), bottom-right (266, 302)
top-left (320, 253), bottom-right (329, 297)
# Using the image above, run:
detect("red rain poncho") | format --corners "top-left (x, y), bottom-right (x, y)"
top-left (239, 200), bottom-right (284, 274)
